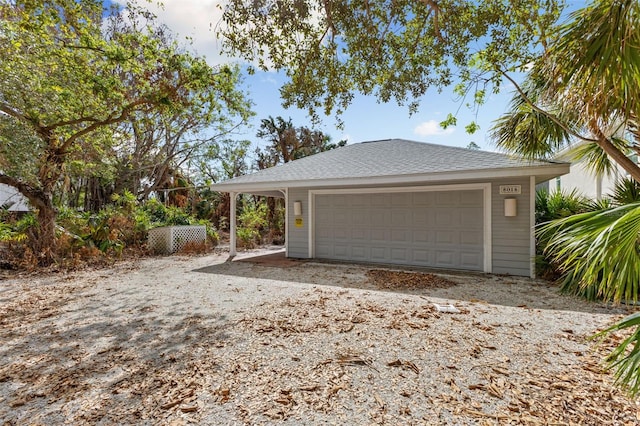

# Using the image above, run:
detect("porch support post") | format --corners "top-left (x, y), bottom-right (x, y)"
top-left (229, 191), bottom-right (237, 257)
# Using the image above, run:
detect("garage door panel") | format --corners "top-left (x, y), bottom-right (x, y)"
top-left (392, 193), bottom-right (411, 206)
top-left (391, 229), bottom-right (410, 242)
top-left (413, 229), bottom-right (430, 243)
top-left (371, 228), bottom-right (389, 241)
top-left (435, 251), bottom-right (456, 267)
top-left (461, 231), bottom-right (482, 245)
top-left (391, 209), bottom-right (410, 226)
top-left (333, 226), bottom-right (350, 241)
top-left (371, 210), bottom-right (389, 226)
top-left (436, 230), bottom-right (457, 244)
top-left (412, 249), bottom-right (431, 263)
top-left (351, 194), bottom-right (370, 207)
top-left (351, 211), bottom-right (370, 225)
top-left (412, 210), bottom-right (429, 225)
top-left (459, 190), bottom-right (483, 205)
top-left (315, 208), bottom-right (332, 223)
top-left (332, 195), bottom-right (349, 207)
top-left (351, 246), bottom-right (369, 260)
top-left (334, 244), bottom-right (349, 257)
top-left (436, 191), bottom-right (458, 206)
top-left (316, 243), bottom-right (332, 257)
top-left (334, 210), bottom-right (349, 223)
top-left (315, 191), bottom-right (483, 270)
top-left (371, 194), bottom-right (391, 207)
top-left (391, 248), bottom-right (408, 262)
top-left (461, 209), bottom-right (482, 226)
top-left (435, 210), bottom-right (455, 226)
top-left (460, 252), bottom-right (482, 268)
top-left (316, 227), bottom-right (332, 239)
top-left (370, 246), bottom-right (388, 261)
top-left (351, 228), bottom-right (370, 241)
top-left (413, 192), bottom-right (435, 206)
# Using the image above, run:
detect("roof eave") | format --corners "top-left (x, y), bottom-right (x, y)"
top-left (210, 163), bottom-right (570, 193)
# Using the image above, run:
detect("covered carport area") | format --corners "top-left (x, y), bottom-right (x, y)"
top-left (225, 188), bottom-right (286, 257)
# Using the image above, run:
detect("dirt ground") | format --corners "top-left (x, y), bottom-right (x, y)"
top-left (0, 248), bottom-right (638, 425)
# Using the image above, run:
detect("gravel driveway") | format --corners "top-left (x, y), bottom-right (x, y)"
top-left (0, 250), bottom-right (637, 425)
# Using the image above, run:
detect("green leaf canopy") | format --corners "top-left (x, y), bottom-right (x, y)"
top-left (220, 0), bottom-right (562, 121)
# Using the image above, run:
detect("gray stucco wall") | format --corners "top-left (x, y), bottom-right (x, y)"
top-left (286, 178), bottom-right (534, 276)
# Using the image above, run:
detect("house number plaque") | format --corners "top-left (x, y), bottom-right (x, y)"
top-left (499, 185), bottom-right (521, 195)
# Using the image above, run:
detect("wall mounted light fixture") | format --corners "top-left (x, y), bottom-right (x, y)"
top-left (504, 198), bottom-right (517, 217)
top-left (293, 201), bottom-right (302, 216)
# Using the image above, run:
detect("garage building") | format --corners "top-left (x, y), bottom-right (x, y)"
top-left (211, 139), bottom-right (569, 277)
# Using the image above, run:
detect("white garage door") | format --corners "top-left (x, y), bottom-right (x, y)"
top-left (314, 190), bottom-right (484, 270)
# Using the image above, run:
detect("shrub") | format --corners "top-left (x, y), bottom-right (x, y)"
top-left (237, 202), bottom-right (268, 248)
top-left (535, 188), bottom-right (591, 223)
top-left (1, 193), bottom-right (222, 270)
top-left (535, 189), bottom-right (592, 279)
top-left (543, 179), bottom-right (640, 300)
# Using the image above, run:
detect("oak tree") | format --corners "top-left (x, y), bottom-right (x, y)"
top-left (220, 0), bottom-right (562, 123)
top-left (0, 0), bottom-right (250, 262)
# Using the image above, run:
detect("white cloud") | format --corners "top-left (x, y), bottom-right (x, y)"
top-left (413, 120), bottom-right (455, 137)
top-left (124, 0), bottom-right (232, 66)
top-left (261, 75), bottom-right (279, 85)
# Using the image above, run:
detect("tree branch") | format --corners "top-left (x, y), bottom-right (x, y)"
top-left (500, 70), bottom-right (640, 182)
top-left (322, 0), bottom-right (336, 42)
top-left (0, 173), bottom-right (47, 210)
top-left (590, 122), bottom-right (640, 183)
top-left (499, 69), bottom-right (598, 144)
top-left (59, 98), bottom-right (151, 153)
top-left (418, 0), bottom-right (442, 40)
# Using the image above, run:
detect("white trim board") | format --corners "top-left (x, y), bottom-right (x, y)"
top-left (308, 183), bottom-right (492, 273)
top-left (529, 175), bottom-right (536, 278)
top-left (282, 188), bottom-right (289, 258)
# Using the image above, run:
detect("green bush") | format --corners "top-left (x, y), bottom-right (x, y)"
top-left (542, 179), bottom-right (640, 300)
top-left (1, 193), bottom-right (222, 270)
top-left (237, 202), bottom-right (268, 248)
top-left (535, 188), bottom-right (591, 223)
top-left (0, 213), bottom-right (33, 243)
top-left (535, 189), bottom-right (592, 280)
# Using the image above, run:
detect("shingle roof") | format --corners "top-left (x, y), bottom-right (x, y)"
top-left (212, 139), bottom-right (568, 192)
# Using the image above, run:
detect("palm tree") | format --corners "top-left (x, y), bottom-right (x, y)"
top-left (596, 313), bottom-right (640, 398)
top-left (492, 0), bottom-right (640, 180)
top-left (492, 0), bottom-right (640, 396)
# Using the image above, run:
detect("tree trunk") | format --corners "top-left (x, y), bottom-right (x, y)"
top-left (0, 173), bottom-right (59, 265)
top-left (31, 147), bottom-right (64, 264)
top-left (592, 125), bottom-right (640, 183)
top-left (34, 197), bottom-right (57, 264)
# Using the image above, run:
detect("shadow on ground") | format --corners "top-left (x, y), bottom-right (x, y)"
top-left (0, 285), bottom-right (231, 424)
top-left (194, 252), bottom-right (629, 315)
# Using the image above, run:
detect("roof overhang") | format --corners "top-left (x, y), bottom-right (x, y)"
top-left (218, 189), bottom-right (285, 198)
top-left (210, 163), bottom-right (570, 194)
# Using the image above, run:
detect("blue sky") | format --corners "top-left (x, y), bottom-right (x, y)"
top-left (241, 70), bottom-right (508, 150)
top-left (116, 0), bottom-right (587, 152)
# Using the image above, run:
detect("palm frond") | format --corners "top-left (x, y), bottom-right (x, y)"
top-left (553, 0), bottom-right (640, 124)
top-left (595, 312), bottom-right (640, 398)
top-left (610, 178), bottom-right (640, 205)
top-left (568, 142), bottom-right (615, 178)
top-left (539, 202), bottom-right (640, 303)
top-left (535, 188), bottom-right (590, 223)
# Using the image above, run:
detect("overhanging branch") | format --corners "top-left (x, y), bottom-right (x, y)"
top-left (499, 69), bottom-right (598, 144)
